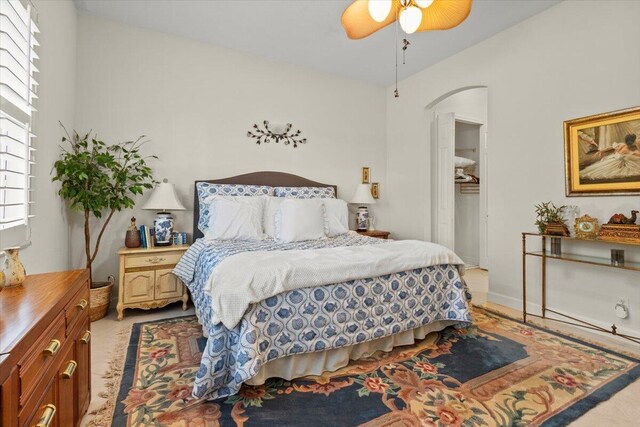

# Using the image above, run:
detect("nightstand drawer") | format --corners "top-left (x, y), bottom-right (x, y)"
top-left (122, 271), bottom-right (155, 303)
top-left (125, 252), bottom-right (182, 269)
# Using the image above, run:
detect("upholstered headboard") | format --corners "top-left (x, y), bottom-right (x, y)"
top-left (192, 171), bottom-right (337, 240)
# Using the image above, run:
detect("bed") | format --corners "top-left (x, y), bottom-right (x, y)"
top-left (173, 171), bottom-right (472, 400)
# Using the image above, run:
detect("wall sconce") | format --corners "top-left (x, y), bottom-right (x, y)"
top-left (247, 121), bottom-right (307, 148)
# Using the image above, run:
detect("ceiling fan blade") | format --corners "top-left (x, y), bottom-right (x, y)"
top-left (417, 0), bottom-right (473, 32)
top-left (341, 0), bottom-right (401, 40)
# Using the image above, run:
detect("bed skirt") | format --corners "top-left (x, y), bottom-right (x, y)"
top-left (245, 320), bottom-right (457, 385)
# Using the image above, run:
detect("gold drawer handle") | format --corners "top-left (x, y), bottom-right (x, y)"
top-left (36, 404), bottom-right (56, 427)
top-left (76, 299), bottom-right (88, 310)
top-left (80, 330), bottom-right (91, 344)
top-left (146, 256), bottom-right (166, 264)
top-left (62, 360), bottom-right (77, 379)
top-left (43, 339), bottom-right (61, 357)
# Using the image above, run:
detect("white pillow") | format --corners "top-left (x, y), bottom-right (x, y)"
top-left (322, 199), bottom-right (349, 237)
top-left (275, 198), bottom-right (326, 243)
top-left (204, 196), bottom-right (264, 241)
top-left (455, 156), bottom-right (476, 168)
top-left (263, 196), bottom-right (284, 238)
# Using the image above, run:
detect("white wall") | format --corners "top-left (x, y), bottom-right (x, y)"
top-left (73, 14), bottom-right (388, 286)
top-left (17, 0), bottom-right (76, 273)
top-left (386, 1), bottom-right (640, 335)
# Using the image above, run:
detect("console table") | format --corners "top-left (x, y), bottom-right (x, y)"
top-left (522, 232), bottom-right (639, 344)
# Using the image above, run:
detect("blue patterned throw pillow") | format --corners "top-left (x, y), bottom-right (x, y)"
top-left (274, 186), bottom-right (335, 199)
top-left (197, 183), bottom-right (274, 233)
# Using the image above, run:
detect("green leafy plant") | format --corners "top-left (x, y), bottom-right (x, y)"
top-left (534, 201), bottom-right (567, 233)
top-left (52, 126), bottom-right (157, 284)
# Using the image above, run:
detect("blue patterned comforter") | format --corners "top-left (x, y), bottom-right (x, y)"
top-left (173, 233), bottom-right (472, 399)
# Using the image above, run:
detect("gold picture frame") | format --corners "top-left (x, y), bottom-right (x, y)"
top-left (361, 167), bottom-right (370, 184)
top-left (371, 182), bottom-right (379, 199)
top-left (565, 106), bottom-right (640, 196)
top-left (574, 215), bottom-right (599, 239)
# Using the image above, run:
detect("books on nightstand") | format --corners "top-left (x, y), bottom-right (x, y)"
top-left (139, 225), bottom-right (154, 248)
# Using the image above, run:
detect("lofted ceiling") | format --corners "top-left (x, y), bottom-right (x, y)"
top-left (74, 0), bottom-right (560, 86)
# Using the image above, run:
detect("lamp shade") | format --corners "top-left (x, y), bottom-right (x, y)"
top-left (349, 184), bottom-right (376, 205)
top-left (141, 180), bottom-right (186, 212)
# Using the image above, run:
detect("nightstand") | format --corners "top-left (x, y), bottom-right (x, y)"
top-left (357, 230), bottom-right (391, 239)
top-left (116, 245), bottom-right (190, 320)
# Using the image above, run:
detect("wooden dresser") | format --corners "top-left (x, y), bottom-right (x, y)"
top-left (0, 270), bottom-right (91, 427)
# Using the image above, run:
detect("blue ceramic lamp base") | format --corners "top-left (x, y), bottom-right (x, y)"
top-left (154, 212), bottom-right (174, 246)
top-left (356, 206), bottom-right (369, 231)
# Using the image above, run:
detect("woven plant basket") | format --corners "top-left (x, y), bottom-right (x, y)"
top-left (90, 275), bottom-right (115, 322)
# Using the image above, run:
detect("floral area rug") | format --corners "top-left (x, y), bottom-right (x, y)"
top-left (104, 309), bottom-right (640, 426)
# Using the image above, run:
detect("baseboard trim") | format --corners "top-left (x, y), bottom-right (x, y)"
top-left (486, 291), bottom-right (640, 339)
top-left (486, 291), bottom-right (540, 313)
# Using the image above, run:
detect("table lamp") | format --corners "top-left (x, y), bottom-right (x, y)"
top-left (349, 184), bottom-right (376, 231)
top-left (142, 179), bottom-right (186, 246)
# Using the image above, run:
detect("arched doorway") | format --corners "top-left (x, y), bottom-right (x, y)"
top-left (426, 87), bottom-right (489, 271)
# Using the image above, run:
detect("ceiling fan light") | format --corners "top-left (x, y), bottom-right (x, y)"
top-left (414, 0), bottom-right (434, 9)
top-left (367, 0), bottom-right (392, 23)
top-left (399, 6), bottom-right (422, 34)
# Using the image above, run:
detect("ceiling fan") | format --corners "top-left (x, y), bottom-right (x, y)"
top-left (342, 0), bottom-right (473, 97)
top-left (342, 0), bottom-right (473, 39)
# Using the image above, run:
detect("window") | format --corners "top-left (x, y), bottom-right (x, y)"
top-left (0, 0), bottom-right (38, 246)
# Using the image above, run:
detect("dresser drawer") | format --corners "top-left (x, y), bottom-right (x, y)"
top-left (20, 375), bottom-right (57, 427)
top-left (65, 284), bottom-right (90, 334)
top-left (74, 317), bottom-right (91, 417)
top-left (19, 313), bottom-right (66, 406)
top-left (125, 252), bottom-right (182, 269)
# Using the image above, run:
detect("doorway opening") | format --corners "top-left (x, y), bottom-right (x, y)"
top-left (426, 87), bottom-right (488, 301)
top-left (455, 120), bottom-right (482, 268)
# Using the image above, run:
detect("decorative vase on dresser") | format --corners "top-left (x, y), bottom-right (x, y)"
top-left (2, 247), bottom-right (26, 288)
top-left (117, 244), bottom-right (190, 320)
top-left (0, 269), bottom-right (91, 427)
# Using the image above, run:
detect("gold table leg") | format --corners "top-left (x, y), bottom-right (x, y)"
top-left (541, 235), bottom-right (546, 319)
top-left (522, 233), bottom-right (527, 323)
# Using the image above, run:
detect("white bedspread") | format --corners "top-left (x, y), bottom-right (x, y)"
top-left (204, 240), bottom-right (464, 329)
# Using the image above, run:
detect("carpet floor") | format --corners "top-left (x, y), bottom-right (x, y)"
top-left (91, 308), bottom-right (640, 426)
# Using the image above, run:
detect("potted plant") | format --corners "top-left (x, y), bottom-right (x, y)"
top-left (52, 127), bottom-right (157, 320)
top-left (534, 201), bottom-right (569, 236)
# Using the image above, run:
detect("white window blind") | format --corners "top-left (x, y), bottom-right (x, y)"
top-left (0, 0), bottom-right (38, 246)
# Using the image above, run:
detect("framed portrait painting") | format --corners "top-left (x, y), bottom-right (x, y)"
top-left (565, 106), bottom-right (640, 196)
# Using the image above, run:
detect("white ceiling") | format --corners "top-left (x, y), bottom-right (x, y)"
top-left (74, 0), bottom-right (560, 86)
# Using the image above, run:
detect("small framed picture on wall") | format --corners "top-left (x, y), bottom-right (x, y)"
top-left (371, 182), bottom-right (379, 199)
top-left (362, 167), bottom-right (370, 184)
